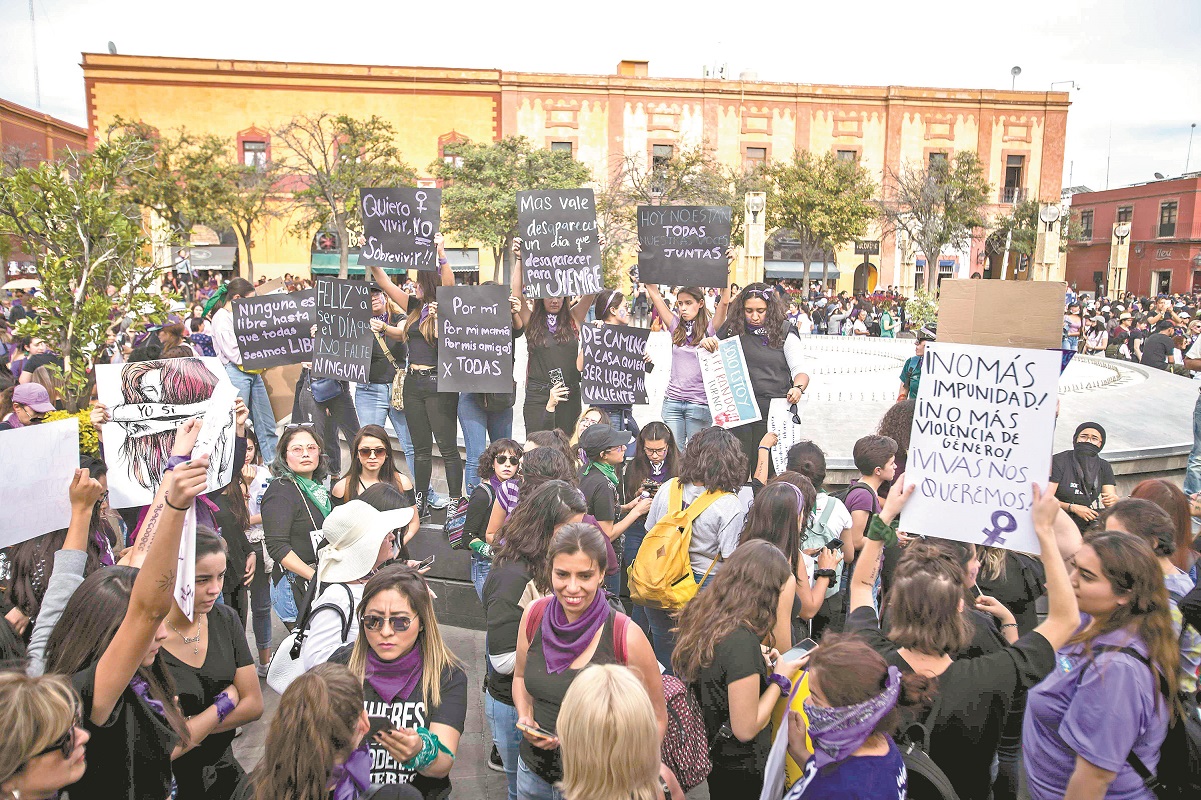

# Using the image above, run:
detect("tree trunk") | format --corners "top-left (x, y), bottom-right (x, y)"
top-left (337, 217), bottom-right (349, 280)
top-left (822, 259), bottom-right (829, 290)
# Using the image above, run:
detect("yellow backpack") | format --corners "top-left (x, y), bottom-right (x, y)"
top-left (627, 478), bottom-right (728, 610)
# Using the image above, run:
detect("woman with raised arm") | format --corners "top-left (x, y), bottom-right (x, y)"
top-left (511, 237), bottom-right (597, 437)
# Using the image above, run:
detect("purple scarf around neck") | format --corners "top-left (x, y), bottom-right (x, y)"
top-left (489, 475), bottom-right (520, 515)
top-left (541, 591), bottom-right (610, 674)
top-left (365, 643), bottom-right (424, 704)
top-left (329, 741), bottom-right (372, 800)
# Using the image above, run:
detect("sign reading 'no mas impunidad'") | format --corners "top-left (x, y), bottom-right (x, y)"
top-left (636, 206), bottom-right (731, 287)
top-left (359, 187), bottom-right (441, 271)
top-left (517, 189), bottom-right (603, 298)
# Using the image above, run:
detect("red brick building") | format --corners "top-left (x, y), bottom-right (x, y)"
top-left (1066, 174), bottom-right (1201, 297)
top-left (0, 97), bottom-right (89, 276)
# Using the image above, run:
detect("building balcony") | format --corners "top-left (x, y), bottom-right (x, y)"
top-left (1000, 187), bottom-right (1028, 204)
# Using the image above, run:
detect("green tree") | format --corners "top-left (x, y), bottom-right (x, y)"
top-left (432, 136), bottom-right (592, 285)
top-left (211, 159), bottom-right (286, 282)
top-left (877, 153), bottom-right (992, 292)
top-left (769, 151), bottom-right (876, 286)
top-left (274, 113), bottom-right (417, 279)
top-left (988, 197), bottom-right (1080, 274)
top-left (0, 137), bottom-right (169, 409)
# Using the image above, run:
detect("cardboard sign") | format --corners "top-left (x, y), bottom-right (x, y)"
top-left (312, 278), bottom-right (372, 384)
top-left (936, 280), bottom-right (1068, 350)
top-left (359, 187), bottom-right (442, 271)
top-left (517, 188), bottom-right (603, 298)
top-left (636, 205), bottom-right (732, 287)
top-left (257, 277), bottom-right (287, 295)
top-left (698, 337), bottom-right (762, 429)
top-left (580, 323), bottom-right (650, 405)
top-left (438, 285), bottom-right (514, 393)
top-left (0, 417), bottom-right (80, 548)
top-left (902, 342), bottom-right (1061, 554)
top-left (97, 358), bottom-right (238, 509)
top-left (767, 398), bottom-right (809, 475)
top-left (232, 289), bottom-right (316, 369)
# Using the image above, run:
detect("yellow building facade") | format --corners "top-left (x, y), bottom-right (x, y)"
top-left (83, 54), bottom-right (1069, 290)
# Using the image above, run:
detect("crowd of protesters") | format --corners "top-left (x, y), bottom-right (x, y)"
top-left (2, 254), bottom-right (1200, 800)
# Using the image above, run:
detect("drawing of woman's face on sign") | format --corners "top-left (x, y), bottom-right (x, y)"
top-left (96, 357), bottom-right (237, 509)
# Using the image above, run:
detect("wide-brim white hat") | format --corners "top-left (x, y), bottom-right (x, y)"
top-left (317, 499), bottom-right (414, 583)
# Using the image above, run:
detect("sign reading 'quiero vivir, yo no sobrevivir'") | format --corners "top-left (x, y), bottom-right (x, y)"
top-left (359, 187), bottom-right (442, 271)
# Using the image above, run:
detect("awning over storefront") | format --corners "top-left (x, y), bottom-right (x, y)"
top-left (173, 245), bottom-right (237, 271)
top-left (765, 261), bottom-right (841, 279)
top-left (310, 248), bottom-right (480, 276)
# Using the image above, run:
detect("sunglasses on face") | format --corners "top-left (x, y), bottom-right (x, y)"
top-left (745, 289), bottom-right (772, 300)
top-left (34, 717), bottom-right (79, 759)
top-left (362, 614), bottom-right (414, 633)
top-left (284, 423), bottom-right (315, 431)
top-left (495, 454), bottom-right (522, 466)
top-left (358, 446), bottom-right (388, 458)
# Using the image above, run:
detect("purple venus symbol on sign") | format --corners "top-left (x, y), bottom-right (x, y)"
top-left (981, 510), bottom-right (1017, 546)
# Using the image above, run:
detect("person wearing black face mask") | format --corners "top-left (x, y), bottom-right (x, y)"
top-left (1047, 422), bottom-right (1118, 531)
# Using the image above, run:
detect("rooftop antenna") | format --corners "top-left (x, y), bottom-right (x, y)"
top-left (28, 0), bottom-right (41, 109)
top-left (107, 41), bottom-right (118, 55)
top-left (1188, 123), bottom-right (1197, 173)
top-left (1010, 66), bottom-right (1021, 91)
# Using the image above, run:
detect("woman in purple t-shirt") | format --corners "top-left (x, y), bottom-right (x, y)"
top-left (646, 283), bottom-right (729, 447)
top-left (1023, 530), bottom-right (1178, 800)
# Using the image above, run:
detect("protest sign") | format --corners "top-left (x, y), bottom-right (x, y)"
top-left (97, 357), bottom-right (238, 509)
top-left (580, 323), bottom-right (650, 405)
top-left (636, 205), bottom-right (732, 287)
top-left (517, 188), bottom-right (603, 298)
top-left (232, 289), bottom-right (316, 369)
top-left (767, 398), bottom-right (809, 475)
top-left (902, 342), bottom-right (1061, 553)
top-left (698, 337), bottom-right (761, 429)
top-left (0, 417), bottom-right (79, 548)
top-left (312, 278), bottom-right (372, 383)
top-left (257, 277), bottom-right (287, 295)
top-left (937, 280), bottom-right (1068, 350)
top-left (438, 285), bottom-right (514, 393)
top-left (359, 187), bottom-right (442, 271)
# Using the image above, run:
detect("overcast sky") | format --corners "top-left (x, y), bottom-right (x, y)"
top-left (1, 0), bottom-right (1198, 193)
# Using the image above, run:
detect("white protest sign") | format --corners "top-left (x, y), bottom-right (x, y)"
top-left (176, 503), bottom-right (197, 621)
top-left (698, 337), bottom-right (761, 429)
top-left (767, 398), bottom-right (809, 475)
top-left (903, 342), bottom-right (1061, 553)
top-left (0, 418), bottom-right (80, 548)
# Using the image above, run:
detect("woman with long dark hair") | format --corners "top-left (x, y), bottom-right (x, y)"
top-left (332, 424), bottom-right (418, 541)
top-left (482, 481), bottom-right (588, 800)
top-left (45, 424), bottom-right (211, 800)
top-left (577, 289), bottom-right (648, 451)
top-left (209, 277), bottom-right (278, 461)
top-left (370, 246), bottom-right (461, 515)
top-left (702, 283), bottom-right (809, 476)
top-left (621, 422), bottom-right (679, 635)
top-left (511, 238), bottom-right (597, 437)
top-left (262, 424), bottom-right (332, 609)
top-left (672, 540), bottom-right (804, 797)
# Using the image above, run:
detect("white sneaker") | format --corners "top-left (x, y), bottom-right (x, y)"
top-left (256, 662), bottom-right (269, 678)
top-left (427, 490), bottom-right (451, 509)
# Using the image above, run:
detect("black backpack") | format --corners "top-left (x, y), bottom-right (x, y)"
top-left (896, 692), bottom-right (960, 800)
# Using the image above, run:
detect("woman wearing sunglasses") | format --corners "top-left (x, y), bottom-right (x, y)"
top-left (330, 564), bottom-right (468, 798)
top-left (333, 425), bottom-right (419, 538)
top-left (0, 672), bottom-right (90, 800)
top-left (702, 283), bottom-right (809, 478)
top-left (463, 438), bottom-right (524, 601)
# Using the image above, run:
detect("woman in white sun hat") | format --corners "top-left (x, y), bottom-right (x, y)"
top-left (299, 498), bottom-right (416, 670)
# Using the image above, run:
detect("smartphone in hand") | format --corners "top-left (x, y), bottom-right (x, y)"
top-left (516, 721), bottom-right (557, 740)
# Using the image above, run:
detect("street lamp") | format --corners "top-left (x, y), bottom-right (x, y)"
top-left (743, 192), bottom-right (767, 284)
top-left (746, 193), bottom-right (766, 224)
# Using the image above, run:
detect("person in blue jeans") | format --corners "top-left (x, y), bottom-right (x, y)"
top-left (356, 283), bottom-right (417, 482)
top-left (461, 289), bottom-right (526, 493)
top-left (1182, 338), bottom-right (1201, 496)
top-left (209, 276), bottom-right (278, 461)
top-left (621, 421), bottom-right (678, 638)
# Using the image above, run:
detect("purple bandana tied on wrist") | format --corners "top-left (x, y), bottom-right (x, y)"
top-left (803, 665), bottom-right (902, 768)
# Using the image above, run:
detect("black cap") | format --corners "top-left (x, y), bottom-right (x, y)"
top-left (578, 424), bottom-right (632, 457)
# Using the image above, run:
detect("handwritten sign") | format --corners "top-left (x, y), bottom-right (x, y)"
top-left (359, 187), bottom-right (442, 271)
top-left (636, 205), bottom-right (731, 287)
top-left (767, 398), bottom-right (809, 474)
top-left (580, 323), bottom-right (650, 405)
top-left (0, 417), bottom-right (79, 548)
top-left (698, 337), bottom-right (761, 429)
top-left (232, 289), bottom-right (316, 369)
top-left (312, 278), bottom-right (372, 383)
top-left (517, 188), bottom-right (603, 298)
top-left (902, 342), bottom-right (1061, 553)
top-left (438, 285), bottom-right (514, 393)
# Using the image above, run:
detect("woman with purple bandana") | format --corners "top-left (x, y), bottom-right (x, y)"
top-left (782, 634), bottom-right (928, 799)
top-left (462, 438), bottom-right (523, 600)
top-left (330, 564), bottom-right (467, 797)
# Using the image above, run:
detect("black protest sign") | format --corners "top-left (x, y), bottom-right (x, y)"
top-left (580, 323), bottom-right (650, 405)
top-left (312, 278), bottom-right (372, 383)
top-left (438, 285), bottom-right (514, 393)
top-left (517, 188), bottom-right (603, 298)
top-left (359, 187), bottom-right (442, 271)
top-left (636, 205), bottom-right (732, 287)
top-left (232, 289), bottom-right (317, 369)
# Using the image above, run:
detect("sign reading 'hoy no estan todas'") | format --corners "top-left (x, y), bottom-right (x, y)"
top-left (438, 285), bottom-right (514, 393)
top-left (232, 289), bottom-right (316, 369)
top-left (902, 342), bottom-right (1061, 554)
top-left (312, 278), bottom-right (373, 383)
top-left (359, 187), bottom-right (442, 271)
top-left (636, 205), bottom-right (732, 287)
top-left (580, 323), bottom-right (650, 405)
top-left (517, 189), bottom-right (603, 298)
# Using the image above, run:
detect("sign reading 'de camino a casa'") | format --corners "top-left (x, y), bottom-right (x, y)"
top-left (359, 187), bottom-right (442, 270)
top-left (517, 188), bottom-right (603, 298)
top-left (438, 285), bottom-right (514, 393)
top-left (312, 278), bottom-right (372, 383)
top-left (636, 205), bottom-right (732, 287)
top-left (580, 323), bottom-right (650, 406)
